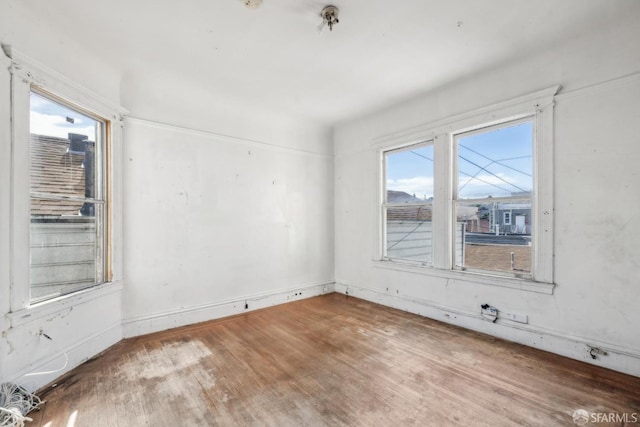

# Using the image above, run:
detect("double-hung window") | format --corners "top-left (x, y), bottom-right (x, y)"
top-left (29, 90), bottom-right (108, 301)
top-left (6, 46), bottom-right (125, 309)
top-left (377, 87), bottom-right (557, 289)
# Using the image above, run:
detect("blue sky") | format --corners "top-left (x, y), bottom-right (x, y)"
top-left (30, 92), bottom-right (97, 140)
top-left (386, 121), bottom-right (533, 200)
top-left (386, 144), bottom-right (434, 200)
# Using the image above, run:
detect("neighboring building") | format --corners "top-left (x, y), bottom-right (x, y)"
top-left (30, 133), bottom-right (94, 218)
top-left (465, 202), bottom-right (531, 235)
top-left (478, 203), bottom-right (531, 235)
top-left (29, 133), bottom-right (98, 299)
top-left (493, 203), bottom-right (531, 234)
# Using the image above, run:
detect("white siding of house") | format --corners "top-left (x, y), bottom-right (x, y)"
top-left (30, 223), bottom-right (97, 299)
top-left (386, 221), bottom-right (464, 265)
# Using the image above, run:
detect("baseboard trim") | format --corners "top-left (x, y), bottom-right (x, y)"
top-left (335, 281), bottom-right (640, 378)
top-left (5, 322), bottom-right (122, 392)
top-left (122, 281), bottom-right (336, 338)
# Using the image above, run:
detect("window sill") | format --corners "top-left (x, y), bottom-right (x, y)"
top-left (8, 281), bottom-right (123, 328)
top-left (372, 259), bottom-right (555, 295)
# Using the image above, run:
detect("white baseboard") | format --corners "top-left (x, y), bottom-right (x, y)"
top-left (335, 281), bottom-right (640, 378)
top-left (122, 281), bottom-right (336, 338)
top-left (5, 322), bottom-right (122, 392)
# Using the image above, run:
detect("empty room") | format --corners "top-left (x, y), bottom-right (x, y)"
top-left (1, 1), bottom-right (639, 426)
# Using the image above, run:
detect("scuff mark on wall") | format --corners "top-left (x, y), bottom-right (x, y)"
top-left (2, 333), bottom-right (14, 354)
top-left (178, 191), bottom-right (189, 205)
top-left (45, 307), bottom-right (74, 323)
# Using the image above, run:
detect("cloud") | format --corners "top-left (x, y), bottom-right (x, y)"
top-left (30, 110), bottom-right (95, 140)
top-left (387, 176), bottom-right (434, 198)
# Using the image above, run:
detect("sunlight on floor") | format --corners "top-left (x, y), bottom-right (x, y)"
top-left (66, 410), bottom-right (78, 427)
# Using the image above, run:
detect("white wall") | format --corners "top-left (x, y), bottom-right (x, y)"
top-left (0, 42), bottom-right (13, 389)
top-left (121, 116), bottom-right (335, 336)
top-left (334, 14), bottom-right (640, 376)
top-left (0, 2), bottom-right (121, 107)
top-left (114, 15), bottom-right (335, 337)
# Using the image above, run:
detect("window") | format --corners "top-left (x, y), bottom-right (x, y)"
top-left (383, 142), bottom-right (434, 265)
top-left (6, 46), bottom-right (125, 310)
top-left (375, 86), bottom-right (557, 288)
top-left (503, 212), bottom-right (512, 225)
top-left (29, 91), bottom-right (108, 301)
top-left (454, 119), bottom-right (533, 276)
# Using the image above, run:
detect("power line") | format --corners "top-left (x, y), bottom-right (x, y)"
top-left (459, 144), bottom-right (532, 177)
top-left (458, 154), bottom-right (529, 193)
top-left (408, 149), bottom-right (529, 196)
top-left (458, 170), bottom-right (514, 195)
top-left (409, 150), bottom-right (433, 162)
top-left (459, 159), bottom-right (496, 193)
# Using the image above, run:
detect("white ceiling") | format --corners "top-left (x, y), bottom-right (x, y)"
top-left (4, 0), bottom-right (638, 126)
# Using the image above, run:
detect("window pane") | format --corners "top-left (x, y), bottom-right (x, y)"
top-left (455, 201), bottom-right (532, 274)
top-left (384, 143), bottom-right (434, 264)
top-left (30, 200), bottom-right (102, 301)
top-left (30, 92), bottom-right (98, 199)
top-left (457, 121), bottom-right (533, 200)
top-left (386, 144), bottom-right (434, 204)
top-left (29, 91), bottom-right (105, 301)
top-left (386, 205), bottom-right (433, 264)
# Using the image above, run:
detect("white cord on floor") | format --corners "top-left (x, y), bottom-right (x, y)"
top-left (0, 383), bottom-right (43, 427)
top-left (0, 332), bottom-right (65, 426)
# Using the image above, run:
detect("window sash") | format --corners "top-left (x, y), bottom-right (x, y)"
top-left (28, 90), bottom-right (109, 302)
top-left (382, 140), bottom-right (435, 265)
top-left (451, 117), bottom-right (534, 278)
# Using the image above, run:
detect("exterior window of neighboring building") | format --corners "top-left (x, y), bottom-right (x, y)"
top-left (383, 142), bottom-right (434, 265)
top-left (453, 119), bottom-right (533, 276)
top-left (29, 90), bottom-right (108, 301)
top-left (503, 211), bottom-right (511, 225)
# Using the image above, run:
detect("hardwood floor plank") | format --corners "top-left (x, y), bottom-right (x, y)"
top-left (28, 294), bottom-right (640, 426)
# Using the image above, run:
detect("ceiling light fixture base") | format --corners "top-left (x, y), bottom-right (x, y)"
top-left (320, 6), bottom-right (339, 31)
top-left (243, 0), bottom-right (262, 10)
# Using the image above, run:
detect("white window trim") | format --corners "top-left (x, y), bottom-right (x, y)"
top-left (503, 211), bottom-right (512, 226)
top-left (372, 86), bottom-right (558, 294)
top-left (4, 46), bottom-right (127, 312)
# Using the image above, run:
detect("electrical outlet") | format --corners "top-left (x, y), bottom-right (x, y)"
top-left (481, 307), bottom-right (497, 316)
top-left (504, 312), bottom-right (528, 324)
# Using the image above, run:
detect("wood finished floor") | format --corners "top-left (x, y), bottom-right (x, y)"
top-left (29, 294), bottom-right (640, 426)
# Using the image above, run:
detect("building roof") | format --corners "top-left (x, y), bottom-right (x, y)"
top-left (30, 134), bottom-right (86, 217)
top-left (387, 206), bottom-right (432, 221)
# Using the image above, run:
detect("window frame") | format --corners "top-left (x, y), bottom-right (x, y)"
top-left (451, 116), bottom-right (534, 279)
top-left (6, 46), bottom-right (126, 311)
top-left (503, 211), bottom-right (512, 226)
top-left (28, 88), bottom-right (109, 302)
top-left (373, 86), bottom-right (558, 293)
